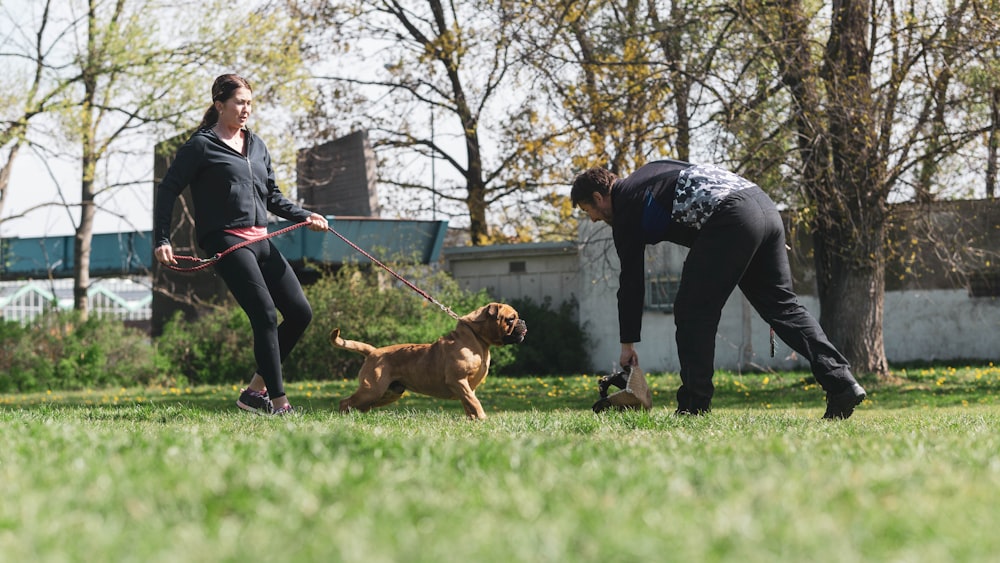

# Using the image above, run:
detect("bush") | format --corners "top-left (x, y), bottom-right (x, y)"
top-left (0, 310), bottom-right (162, 393)
top-left (495, 296), bottom-right (591, 377)
top-left (286, 264), bottom-right (496, 381)
top-left (155, 306), bottom-right (253, 386)
top-left (151, 264), bottom-right (591, 384)
top-left (0, 268), bottom-right (593, 392)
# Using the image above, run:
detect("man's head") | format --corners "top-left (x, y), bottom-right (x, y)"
top-left (571, 167), bottom-right (618, 225)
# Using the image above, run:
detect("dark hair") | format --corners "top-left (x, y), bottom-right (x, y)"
top-left (198, 74), bottom-right (253, 130)
top-left (571, 167), bottom-right (618, 206)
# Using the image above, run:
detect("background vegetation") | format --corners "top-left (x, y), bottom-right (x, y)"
top-left (0, 264), bottom-right (589, 393)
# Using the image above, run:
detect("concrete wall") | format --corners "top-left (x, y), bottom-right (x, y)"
top-left (883, 289), bottom-right (1000, 362)
top-left (444, 242), bottom-right (580, 309)
top-left (576, 221), bottom-right (1000, 372)
top-left (447, 223), bottom-right (1000, 372)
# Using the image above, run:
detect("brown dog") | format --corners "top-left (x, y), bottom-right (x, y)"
top-left (330, 303), bottom-right (527, 419)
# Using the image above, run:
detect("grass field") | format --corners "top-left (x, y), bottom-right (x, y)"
top-left (2, 366), bottom-right (999, 562)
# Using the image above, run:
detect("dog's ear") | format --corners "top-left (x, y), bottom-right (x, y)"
top-left (488, 302), bottom-right (499, 318)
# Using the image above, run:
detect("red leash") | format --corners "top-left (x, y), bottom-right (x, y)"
top-left (162, 221), bottom-right (310, 273)
top-left (323, 226), bottom-right (460, 320)
top-left (164, 221), bottom-right (461, 320)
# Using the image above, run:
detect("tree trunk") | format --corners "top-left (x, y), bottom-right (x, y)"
top-left (813, 222), bottom-right (888, 375)
top-left (988, 84), bottom-right (999, 199)
top-left (74, 147), bottom-right (96, 320)
top-left (0, 142), bottom-right (21, 220)
top-left (467, 176), bottom-right (488, 245)
top-left (74, 0), bottom-right (97, 320)
top-left (817, 0), bottom-right (889, 376)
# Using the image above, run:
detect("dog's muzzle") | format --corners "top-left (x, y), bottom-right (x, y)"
top-left (503, 319), bottom-right (527, 345)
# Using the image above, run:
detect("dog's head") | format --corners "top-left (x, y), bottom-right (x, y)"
top-left (464, 302), bottom-right (527, 346)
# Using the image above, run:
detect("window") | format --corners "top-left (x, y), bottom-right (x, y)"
top-left (509, 261), bottom-right (526, 274)
top-left (646, 275), bottom-right (680, 312)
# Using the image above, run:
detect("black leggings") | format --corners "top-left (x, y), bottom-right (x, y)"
top-left (672, 187), bottom-right (854, 410)
top-left (204, 233), bottom-right (313, 400)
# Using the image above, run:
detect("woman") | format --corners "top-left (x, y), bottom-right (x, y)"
top-left (154, 74), bottom-right (328, 415)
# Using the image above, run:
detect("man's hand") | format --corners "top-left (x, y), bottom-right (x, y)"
top-left (620, 342), bottom-right (638, 369)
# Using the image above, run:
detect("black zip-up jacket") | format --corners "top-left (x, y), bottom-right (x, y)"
top-left (154, 127), bottom-right (312, 250)
top-left (611, 159), bottom-right (698, 343)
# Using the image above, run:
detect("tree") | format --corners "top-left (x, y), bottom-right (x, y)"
top-left (293, 0), bottom-right (563, 244)
top-left (0, 0), bottom-right (77, 226)
top-left (725, 0), bottom-right (995, 375)
top-left (1, 0), bottom-right (309, 319)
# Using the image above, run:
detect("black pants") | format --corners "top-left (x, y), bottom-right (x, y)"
top-left (672, 187), bottom-right (855, 411)
top-left (205, 233), bottom-right (313, 400)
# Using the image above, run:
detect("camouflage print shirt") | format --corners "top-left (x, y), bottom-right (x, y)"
top-left (671, 164), bottom-right (758, 228)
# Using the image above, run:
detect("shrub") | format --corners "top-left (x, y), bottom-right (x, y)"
top-left (286, 264), bottom-right (496, 382)
top-left (0, 311), bottom-right (162, 392)
top-left (495, 296), bottom-right (591, 377)
top-left (155, 306), bottom-right (253, 386)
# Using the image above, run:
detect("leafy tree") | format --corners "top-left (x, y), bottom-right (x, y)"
top-left (737, 0), bottom-right (996, 376)
top-left (0, 1), bottom-right (80, 226)
top-left (0, 0), bottom-right (310, 319)
top-left (517, 0), bottom-right (996, 377)
top-left (293, 0), bottom-right (564, 244)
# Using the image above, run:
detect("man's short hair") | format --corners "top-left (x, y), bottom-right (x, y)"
top-left (571, 167), bottom-right (618, 206)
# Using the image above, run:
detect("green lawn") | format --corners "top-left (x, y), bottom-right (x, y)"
top-left (2, 366), bottom-right (999, 562)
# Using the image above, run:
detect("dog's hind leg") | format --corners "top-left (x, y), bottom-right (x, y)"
top-left (372, 386), bottom-right (405, 407)
top-left (339, 365), bottom-right (394, 413)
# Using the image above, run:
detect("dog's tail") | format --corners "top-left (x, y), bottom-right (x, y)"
top-left (329, 328), bottom-right (377, 356)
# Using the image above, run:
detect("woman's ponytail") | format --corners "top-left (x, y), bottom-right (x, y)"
top-left (198, 105), bottom-right (219, 130)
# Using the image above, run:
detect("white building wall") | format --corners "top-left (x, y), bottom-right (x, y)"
top-left (445, 243), bottom-right (580, 308)
top-left (578, 220), bottom-right (1000, 372)
top-left (883, 290), bottom-right (1000, 362)
top-left (446, 227), bottom-right (1000, 372)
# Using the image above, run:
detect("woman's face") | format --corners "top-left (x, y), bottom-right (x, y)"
top-left (215, 87), bottom-right (252, 129)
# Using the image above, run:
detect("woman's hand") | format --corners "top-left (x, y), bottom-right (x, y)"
top-left (154, 244), bottom-right (176, 265)
top-left (305, 213), bottom-right (329, 232)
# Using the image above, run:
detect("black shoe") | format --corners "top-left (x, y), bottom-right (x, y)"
top-left (674, 385), bottom-right (711, 415)
top-left (823, 382), bottom-right (867, 419)
top-left (236, 387), bottom-right (274, 415)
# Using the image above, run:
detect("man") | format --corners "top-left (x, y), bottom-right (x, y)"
top-left (571, 160), bottom-right (866, 418)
